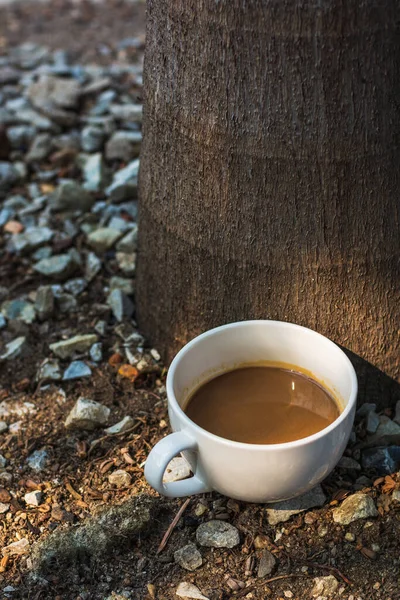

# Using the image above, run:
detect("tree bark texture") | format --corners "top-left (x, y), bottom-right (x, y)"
top-left (137, 0), bottom-right (400, 406)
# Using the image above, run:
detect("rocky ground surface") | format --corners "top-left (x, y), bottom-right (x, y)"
top-left (0, 2), bottom-right (400, 600)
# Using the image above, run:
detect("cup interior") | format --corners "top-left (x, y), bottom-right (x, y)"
top-left (170, 321), bottom-right (357, 416)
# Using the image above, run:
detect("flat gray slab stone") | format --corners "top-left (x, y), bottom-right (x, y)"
top-left (265, 485), bottom-right (326, 525)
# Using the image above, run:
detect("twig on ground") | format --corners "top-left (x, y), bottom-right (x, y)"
top-left (156, 498), bottom-right (190, 554)
top-left (302, 560), bottom-right (352, 586)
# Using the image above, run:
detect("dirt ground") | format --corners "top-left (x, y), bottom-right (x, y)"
top-left (0, 2), bottom-right (399, 600)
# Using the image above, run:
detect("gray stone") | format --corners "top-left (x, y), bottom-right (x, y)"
top-left (7, 125), bottom-right (36, 150)
top-left (0, 315), bottom-right (6, 330)
top-left (83, 152), bottom-right (108, 192)
top-left (311, 575), bottom-right (339, 598)
top-left (56, 293), bottom-right (78, 313)
top-left (116, 226), bottom-right (138, 253)
top-left (105, 159), bottom-right (139, 202)
top-left (2, 538), bottom-right (30, 557)
top-left (176, 583), bottom-right (209, 600)
top-left (37, 359), bottom-right (62, 382)
top-left (116, 252), bottom-right (136, 275)
top-left (26, 133), bottom-right (52, 163)
top-left (65, 397), bottom-right (110, 430)
top-left (0, 455), bottom-right (6, 469)
top-left (50, 181), bottom-right (94, 212)
top-left (366, 411), bottom-right (380, 434)
top-left (29, 75), bottom-right (80, 110)
top-left (0, 336), bottom-right (27, 360)
top-left (0, 421), bottom-right (9, 434)
top-left (7, 226), bottom-right (53, 254)
top-left (85, 252), bottom-right (102, 281)
top-left (15, 109), bottom-right (55, 131)
top-left (63, 278), bottom-right (87, 296)
top-left (107, 289), bottom-right (134, 322)
top-left (27, 449), bottom-right (48, 472)
top-left (257, 549), bottom-right (276, 578)
top-left (24, 490), bottom-right (43, 507)
top-left (394, 400), bottom-right (400, 425)
top-left (196, 521), bottom-right (240, 548)
top-left (0, 208), bottom-right (14, 227)
top-left (90, 343), bottom-right (103, 362)
top-left (34, 253), bottom-right (79, 280)
top-left (105, 130), bottom-right (141, 161)
top-left (332, 492), bottom-right (378, 525)
top-left (110, 276), bottom-right (134, 295)
top-left (356, 403), bottom-right (377, 419)
top-left (94, 320), bottom-right (107, 336)
top-left (4, 194), bottom-right (28, 210)
top-left (108, 469), bottom-right (132, 488)
top-left (337, 456), bottom-right (361, 470)
top-left (109, 103), bottom-right (142, 123)
top-left (34, 286), bottom-right (54, 320)
top-left (1, 299), bottom-right (35, 324)
top-left (363, 416), bottom-right (400, 448)
top-left (87, 227), bottom-right (122, 252)
top-left (63, 361), bottom-right (92, 380)
top-left (0, 162), bottom-right (20, 195)
top-left (174, 544), bottom-right (202, 571)
top-left (31, 495), bottom-right (158, 575)
top-left (50, 334), bottom-right (98, 359)
top-left (265, 485), bottom-right (326, 525)
top-left (104, 416), bottom-right (134, 435)
top-left (107, 216), bottom-right (132, 233)
top-left (80, 126), bottom-right (105, 153)
top-left (164, 457), bottom-right (191, 483)
top-left (361, 446), bottom-right (400, 474)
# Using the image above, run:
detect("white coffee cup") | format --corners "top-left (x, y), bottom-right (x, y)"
top-left (145, 320), bottom-right (357, 503)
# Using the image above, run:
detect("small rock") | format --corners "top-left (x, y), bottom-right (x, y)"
top-left (356, 403), bottom-right (377, 418)
top-left (257, 549), bottom-right (276, 578)
top-left (94, 320), bottom-right (107, 336)
top-left (0, 162), bottom-right (20, 196)
top-left (34, 253), bottom-right (79, 280)
top-left (2, 538), bottom-right (30, 556)
top-left (116, 252), bottom-right (136, 275)
top-left (394, 400), bottom-right (400, 425)
top-left (105, 158), bottom-right (139, 202)
top-left (3, 220), bottom-right (24, 234)
top-left (366, 411), bottom-right (380, 434)
top-left (80, 126), bottom-right (105, 153)
top-left (65, 397), bottom-right (110, 430)
top-left (392, 489), bottom-right (400, 502)
top-left (0, 315), bottom-right (6, 330)
top-left (37, 359), bottom-right (62, 382)
top-left (163, 456), bottom-right (191, 483)
top-left (108, 470), bottom-right (132, 488)
top-left (1, 299), bottom-right (35, 324)
top-left (50, 181), bottom-right (94, 213)
top-left (0, 422), bottom-right (8, 434)
top-left (196, 521), bottom-right (240, 548)
top-left (26, 133), bottom-right (52, 163)
top-left (29, 75), bottom-right (80, 110)
top-left (15, 108), bottom-right (54, 131)
top-left (110, 276), bottom-right (134, 295)
top-left (110, 103), bottom-right (142, 123)
top-left (0, 503), bottom-right (9, 514)
top-left (63, 278), bottom-right (87, 296)
top-left (361, 446), bottom-right (400, 474)
top-left (7, 226), bottom-right (53, 254)
top-left (150, 348), bottom-right (161, 361)
top-left (311, 575), bottom-right (339, 597)
top-left (265, 485), bottom-right (326, 525)
top-left (34, 286), bottom-right (54, 320)
top-left (0, 337), bottom-right (27, 360)
top-left (90, 342), bottom-right (103, 362)
top-left (27, 449), bottom-right (48, 472)
top-left (174, 544), bottom-right (202, 571)
top-left (85, 252), bottom-right (102, 281)
top-left (107, 289), bottom-right (134, 322)
top-left (24, 490), bottom-right (43, 506)
top-left (50, 334), bottom-right (98, 359)
top-left (63, 361), bottom-right (92, 380)
top-left (345, 532), bottom-right (356, 542)
top-left (104, 416), bottom-right (134, 435)
top-left (105, 130), bottom-right (141, 161)
top-left (332, 493), bottom-right (378, 525)
top-left (176, 582), bottom-right (209, 600)
top-left (56, 293), bottom-right (78, 313)
top-left (116, 225), bottom-right (138, 253)
top-left (0, 455), bottom-right (6, 469)
top-left (337, 456), bottom-right (361, 470)
top-left (283, 592), bottom-right (293, 599)
top-left (83, 152), bottom-right (107, 192)
top-left (87, 227), bottom-right (122, 252)
top-left (363, 416), bottom-right (400, 447)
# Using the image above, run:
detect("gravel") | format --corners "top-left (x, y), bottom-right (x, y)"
top-left (332, 493), bottom-right (378, 525)
top-left (196, 521), bottom-right (240, 548)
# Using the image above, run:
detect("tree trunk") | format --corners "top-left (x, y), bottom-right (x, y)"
top-left (137, 0), bottom-right (400, 406)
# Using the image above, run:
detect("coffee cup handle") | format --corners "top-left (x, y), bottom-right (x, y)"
top-left (144, 431), bottom-right (210, 498)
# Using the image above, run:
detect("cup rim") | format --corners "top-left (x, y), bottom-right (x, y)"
top-left (166, 320), bottom-right (358, 450)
